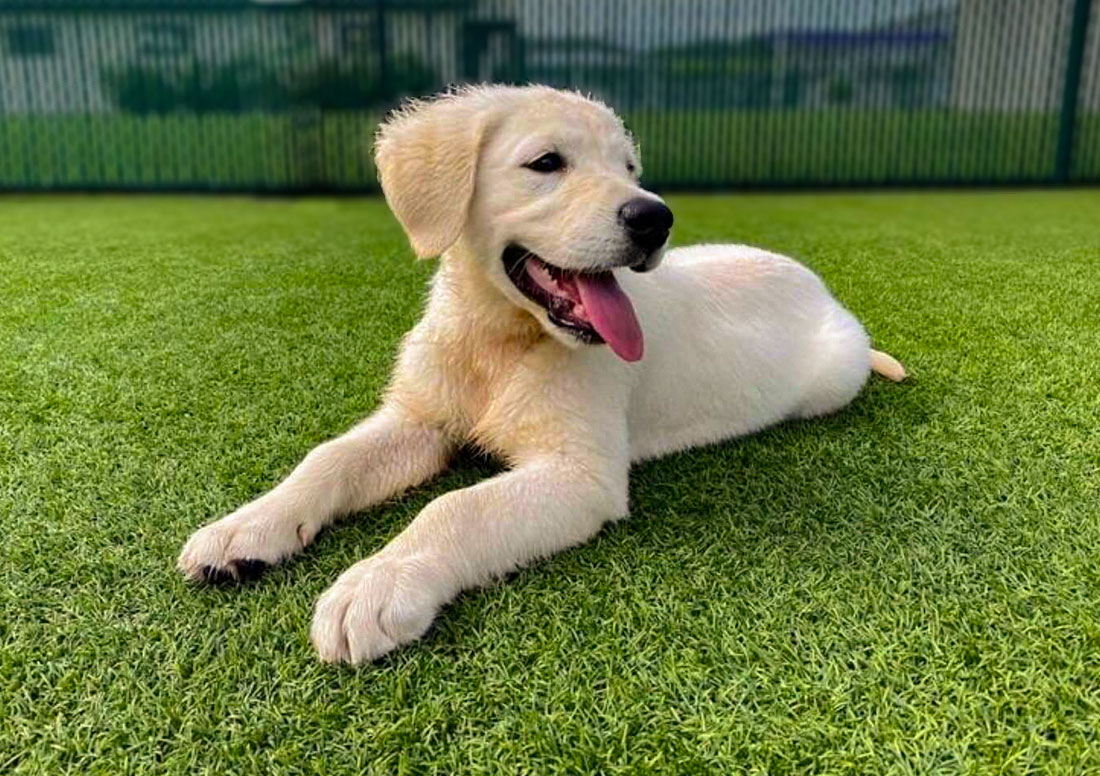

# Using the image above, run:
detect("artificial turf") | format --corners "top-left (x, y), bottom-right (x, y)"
top-left (2, 191), bottom-right (1100, 774)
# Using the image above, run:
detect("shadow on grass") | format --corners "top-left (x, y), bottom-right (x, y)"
top-left (295, 375), bottom-right (917, 562)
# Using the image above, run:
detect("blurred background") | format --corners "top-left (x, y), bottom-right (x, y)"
top-left (1, 0), bottom-right (1097, 192)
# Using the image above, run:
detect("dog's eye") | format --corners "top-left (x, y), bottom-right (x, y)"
top-left (626, 162), bottom-right (637, 175)
top-left (525, 152), bottom-right (564, 173)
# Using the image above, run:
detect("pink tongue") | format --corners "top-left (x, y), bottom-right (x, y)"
top-left (574, 272), bottom-right (644, 362)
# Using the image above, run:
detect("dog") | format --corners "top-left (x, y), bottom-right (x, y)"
top-left (178, 85), bottom-right (905, 664)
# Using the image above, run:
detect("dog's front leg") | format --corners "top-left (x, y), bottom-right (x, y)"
top-left (310, 453), bottom-right (629, 664)
top-left (178, 405), bottom-right (452, 583)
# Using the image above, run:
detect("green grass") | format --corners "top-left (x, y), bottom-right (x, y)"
top-left (3, 191), bottom-right (1100, 774)
top-left (4, 111), bottom-right (1099, 189)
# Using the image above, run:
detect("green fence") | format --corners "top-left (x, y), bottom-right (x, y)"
top-left (1, 0), bottom-right (1098, 191)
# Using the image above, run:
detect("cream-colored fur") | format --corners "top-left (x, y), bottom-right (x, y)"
top-left (178, 85), bottom-right (904, 664)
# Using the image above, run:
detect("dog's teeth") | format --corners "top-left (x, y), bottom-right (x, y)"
top-left (526, 258), bottom-right (560, 296)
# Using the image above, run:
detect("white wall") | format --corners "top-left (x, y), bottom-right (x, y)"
top-left (949, 0), bottom-right (1077, 110)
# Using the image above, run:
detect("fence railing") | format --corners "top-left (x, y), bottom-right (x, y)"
top-left (1, 0), bottom-right (1097, 191)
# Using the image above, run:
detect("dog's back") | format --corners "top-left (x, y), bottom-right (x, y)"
top-left (624, 244), bottom-right (875, 460)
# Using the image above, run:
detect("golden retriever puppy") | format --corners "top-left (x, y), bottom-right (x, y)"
top-left (178, 85), bottom-right (904, 664)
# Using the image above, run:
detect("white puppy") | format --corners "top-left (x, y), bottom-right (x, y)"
top-left (178, 85), bottom-right (904, 664)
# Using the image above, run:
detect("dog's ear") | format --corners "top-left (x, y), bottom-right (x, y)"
top-left (375, 90), bottom-right (493, 258)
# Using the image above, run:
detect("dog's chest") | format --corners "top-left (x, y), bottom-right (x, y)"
top-left (392, 329), bottom-right (569, 458)
top-left (464, 347), bottom-right (571, 457)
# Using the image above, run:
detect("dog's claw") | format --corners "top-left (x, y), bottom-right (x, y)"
top-left (234, 559), bottom-right (270, 581)
top-left (200, 565), bottom-right (237, 585)
top-left (197, 559), bottom-right (270, 585)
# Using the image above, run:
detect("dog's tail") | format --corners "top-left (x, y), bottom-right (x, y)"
top-left (870, 349), bottom-right (906, 382)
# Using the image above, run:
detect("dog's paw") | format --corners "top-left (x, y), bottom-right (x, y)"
top-left (310, 552), bottom-right (448, 664)
top-left (177, 500), bottom-right (320, 583)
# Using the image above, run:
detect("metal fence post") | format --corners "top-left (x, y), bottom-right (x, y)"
top-left (1055, 0), bottom-right (1093, 182)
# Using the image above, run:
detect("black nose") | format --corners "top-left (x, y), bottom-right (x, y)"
top-left (619, 197), bottom-right (673, 252)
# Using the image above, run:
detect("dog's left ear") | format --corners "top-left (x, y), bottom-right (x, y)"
top-left (375, 89), bottom-right (494, 258)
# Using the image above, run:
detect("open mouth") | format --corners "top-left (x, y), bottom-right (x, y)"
top-left (502, 245), bottom-right (644, 362)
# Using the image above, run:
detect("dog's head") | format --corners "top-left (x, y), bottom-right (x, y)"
top-left (375, 85), bottom-right (672, 362)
